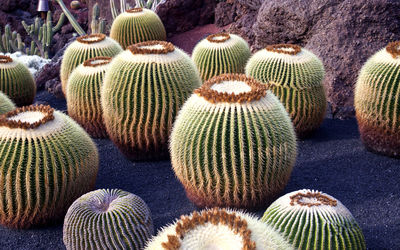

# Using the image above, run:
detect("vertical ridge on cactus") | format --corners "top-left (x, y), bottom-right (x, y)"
top-left (246, 44), bottom-right (326, 138)
top-left (355, 41), bottom-right (400, 158)
top-left (261, 189), bottom-right (366, 250)
top-left (170, 74), bottom-right (297, 208)
top-left (0, 91), bottom-right (15, 115)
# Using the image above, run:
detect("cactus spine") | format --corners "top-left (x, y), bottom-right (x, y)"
top-left (192, 33), bottom-right (251, 81)
top-left (262, 189), bottom-right (366, 250)
top-left (0, 105), bottom-right (99, 228)
top-left (170, 74), bottom-right (297, 208)
top-left (355, 41), bottom-right (400, 157)
top-left (0, 91), bottom-right (15, 115)
top-left (246, 44), bottom-right (326, 138)
top-left (63, 189), bottom-right (153, 250)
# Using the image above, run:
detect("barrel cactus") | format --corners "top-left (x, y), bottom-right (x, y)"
top-left (67, 56), bottom-right (112, 138)
top-left (110, 7), bottom-right (166, 49)
top-left (262, 189), bottom-right (366, 249)
top-left (170, 74), bottom-right (297, 208)
top-left (146, 208), bottom-right (293, 250)
top-left (0, 91), bottom-right (15, 115)
top-left (0, 55), bottom-right (36, 106)
top-left (102, 41), bottom-right (201, 160)
top-left (0, 105), bottom-right (99, 228)
top-left (192, 33), bottom-right (251, 81)
top-left (60, 33), bottom-right (122, 95)
top-left (355, 41), bottom-right (400, 157)
top-left (63, 189), bottom-right (153, 250)
top-left (246, 44), bottom-right (326, 138)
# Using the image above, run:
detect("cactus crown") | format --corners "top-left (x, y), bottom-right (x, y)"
top-left (386, 41), bottom-right (400, 58)
top-left (77, 33), bottom-right (106, 44)
top-left (83, 56), bottom-right (112, 67)
top-left (126, 7), bottom-right (143, 13)
top-left (0, 55), bottom-right (13, 64)
top-left (289, 191), bottom-right (337, 207)
top-left (0, 105), bottom-right (54, 129)
top-left (206, 33), bottom-right (231, 43)
top-left (266, 44), bottom-right (301, 55)
top-left (128, 41), bottom-right (175, 55)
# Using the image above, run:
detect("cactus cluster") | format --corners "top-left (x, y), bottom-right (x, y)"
top-left (91, 3), bottom-right (106, 34)
top-left (0, 25), bottom-right (26, 55)
top-left (192, 33), bottom-right (251, 81)
top-left (170, 74), bottom-right (297, 208)
top-left (0, 55), bottom-right (36, 106)
top-left (355, 41), bottom-right (400, 158)
top-left (0, 105), bottom-right (99, 228)
top-left (63, 189), bottom-right (153, 250)
top-left (262, 189), bottom-right (366, 249)
top-left (246, 44), bottom-right (326, 138)
top-left (0, 91), bottom-right (15, 115)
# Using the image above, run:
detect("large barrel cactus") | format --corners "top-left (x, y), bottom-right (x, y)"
top-left (0, 105), bottom-right (99, 228)
top-left (262, 189), bottom-right (366, 250)
top-left (60, 33), bottom-right (122, 95)
top-left (110, 7), bottom-right (166, 49)
top-left (0, 55), bottom-right (36, 106)
top-left (355, 41), bottom-right (400, 157)
top-left (0, 91), bottom-right (15, 115)
top-left (170, 74), bottom-right (297, 208)
top-left (246, 44), bottom-right (326, 138)
top-left (145, 208), bottom-right (293, 250)
top-left (67, 57), bottom-right (112, 138)
top-left (192, 33), bottom-right (251, 81)
top-left (63, 189), bottom-right (153, 250)
top-left (102, 41), bottom-right (201, 160)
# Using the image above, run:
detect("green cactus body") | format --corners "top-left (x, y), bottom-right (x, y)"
top-left (145, 208), bottom-right (293, 250)
top-left (0, 105), bottom-right (99, 229)
top-left (192, 33), bottom-right (251, 81)
top-left (110, 8), bottom-right (166, 49)
top-left (261, 189), bottom-right (366, 250)
top-left (355, 41), bottom-right (400, 158)
top-left (170, 74), bottom-right (297, 209)
top-left (0, 55), bottom-right (36, 106)
top-left (102, 41), bottom-right (201, 160)
top-left (0, 91), bottom-right (15, 115)
top-left (60, 33), bottom-right (122, 95)
top-left (67, 57), bottom-right (112, 138)
top-left (63, 189), bottom-right (153, 250)
top-left (246, 44), bottom-right (326, 138)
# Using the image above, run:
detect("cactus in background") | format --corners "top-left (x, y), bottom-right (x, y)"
top-left (63, 189), bottom-right (153, 250)
top-left (262, 189), bottom-right (366, 250)
top-left (60, 33), bottom-right (122, 95)
top-left (110, 0), bottom-right (166, 19)
top-left (192, 33), bottom-right (251, 81)
top-left (67, 57), bottom-right (112, 138)
top-left (0, 105), bottom-right (99, 228)
top-left (70, 0), bottom-right (81, 10)
top-left (91, 3), bottom-right (106, 34)
top-left (355, 41), bottom-right (400, 158)
top-left (101, 41), bottom-right (201, 160)
top-left (0, 91), bottom-right (15, 115)
top-left (0, 55), bottom-right (36, 106)
top-left (0, 25), bottom-right (26, 55)
top-left (145, 208), bottom-right (293, 250)
top-left (110, 8), bottom-right (166, 49)
top-left (170, 74), bottom-right (297, 208)
top-left (246, 44), bottom-right (326, 139)
top-left (54, 0), bottom-right (86, 36)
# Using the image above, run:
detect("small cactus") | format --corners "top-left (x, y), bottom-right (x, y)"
top-left (262, 189), bottom-right (366, 250)
top-left (0, 91), bottom-right (15, 115)
top-left (70, 0), bottom-right (81, 10)
top-left (63, 189), bottom-right (153, 250)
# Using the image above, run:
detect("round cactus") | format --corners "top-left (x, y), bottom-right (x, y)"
top-left (110, 7), bottom-right (166, 49)
top-left (0, 55), bottom-right (36, 106)
top-left (0, 105), bottom-right (99, 228)
top-left (0, 91), bottom-right (15, 115)
top-left (63, 189), bottom-right (153, 250)
top-left (145, 208), bottom-right (293, 250)
top-left (355, 41), bottom-right (400, 157)
top-left (261, 189), bottom-right (366, 249)
top-left (170, 74), bottom-right (297, 208)
top-left (246, 44), bottom-right (326, 138)
top-left (192, 33), bottom-right (251, 81)
top-left (102, 41), bottom-right (201, 160)
top-left (60, 33), bottom-right (123, 95)
top-left (67, 57), bottom-right (112, 138)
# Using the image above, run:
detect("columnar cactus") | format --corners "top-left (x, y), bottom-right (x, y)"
top-left (170, 74), bottom-right (297, 208)
top-left (192, 33), bottom-right (251, 81)
top-left (102, 41), bottom-right (201, 160)
top-left (60, 33), bottom-right (122, 95)
top-left (246, 44), bottom-right (326, 138)
top-left (0, 55), bottom-right (36, 106)
top-left (145, 208), bottom-right (293, 250)
top-left (63, 189), bottom-right (154, 250)
top-left (261, 189), bottom-right (366, 250)
top-left (355, 41), bottom-right (400, 157)
top-left (0, 91), bottom-right (15, 115)
top-left (0, 105), bottom-right (99, 228)
top-left (110, 8), bottom-right (166, 49)
top-left (67, 57), bottom-right (112, 138)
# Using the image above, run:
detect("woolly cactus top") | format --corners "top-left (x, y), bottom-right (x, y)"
top-left (386, 41), bottom-right (400, 59)
top-left (266, 44), bottom-right (301, 55)
top-left (126, 7), bottom-right (144, 13)
top-left (77, 33), bottom-right (106, 44)
top-left (76, 56), bottom-right (112, 75)
top-left (0, 105), bottom-right (54, 130)
top-left (120, 7), bottom-right (154, 17)
top-left (197, 33), bottom-right (247, 50)
top-left (128, 41), bottom-right (175, 55)
top-left (0, 55), bottom-right (19, 68)
top-left (70, 34), bottom-right (118, 50)
top-left (365, 41), bottom-right (400, 65)
top-left (207, 33), bottom-right (231, 43)
top-left (121, 41), bottom-right (185, 63)
top-left (83, 56), bottom-right (112, 67)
